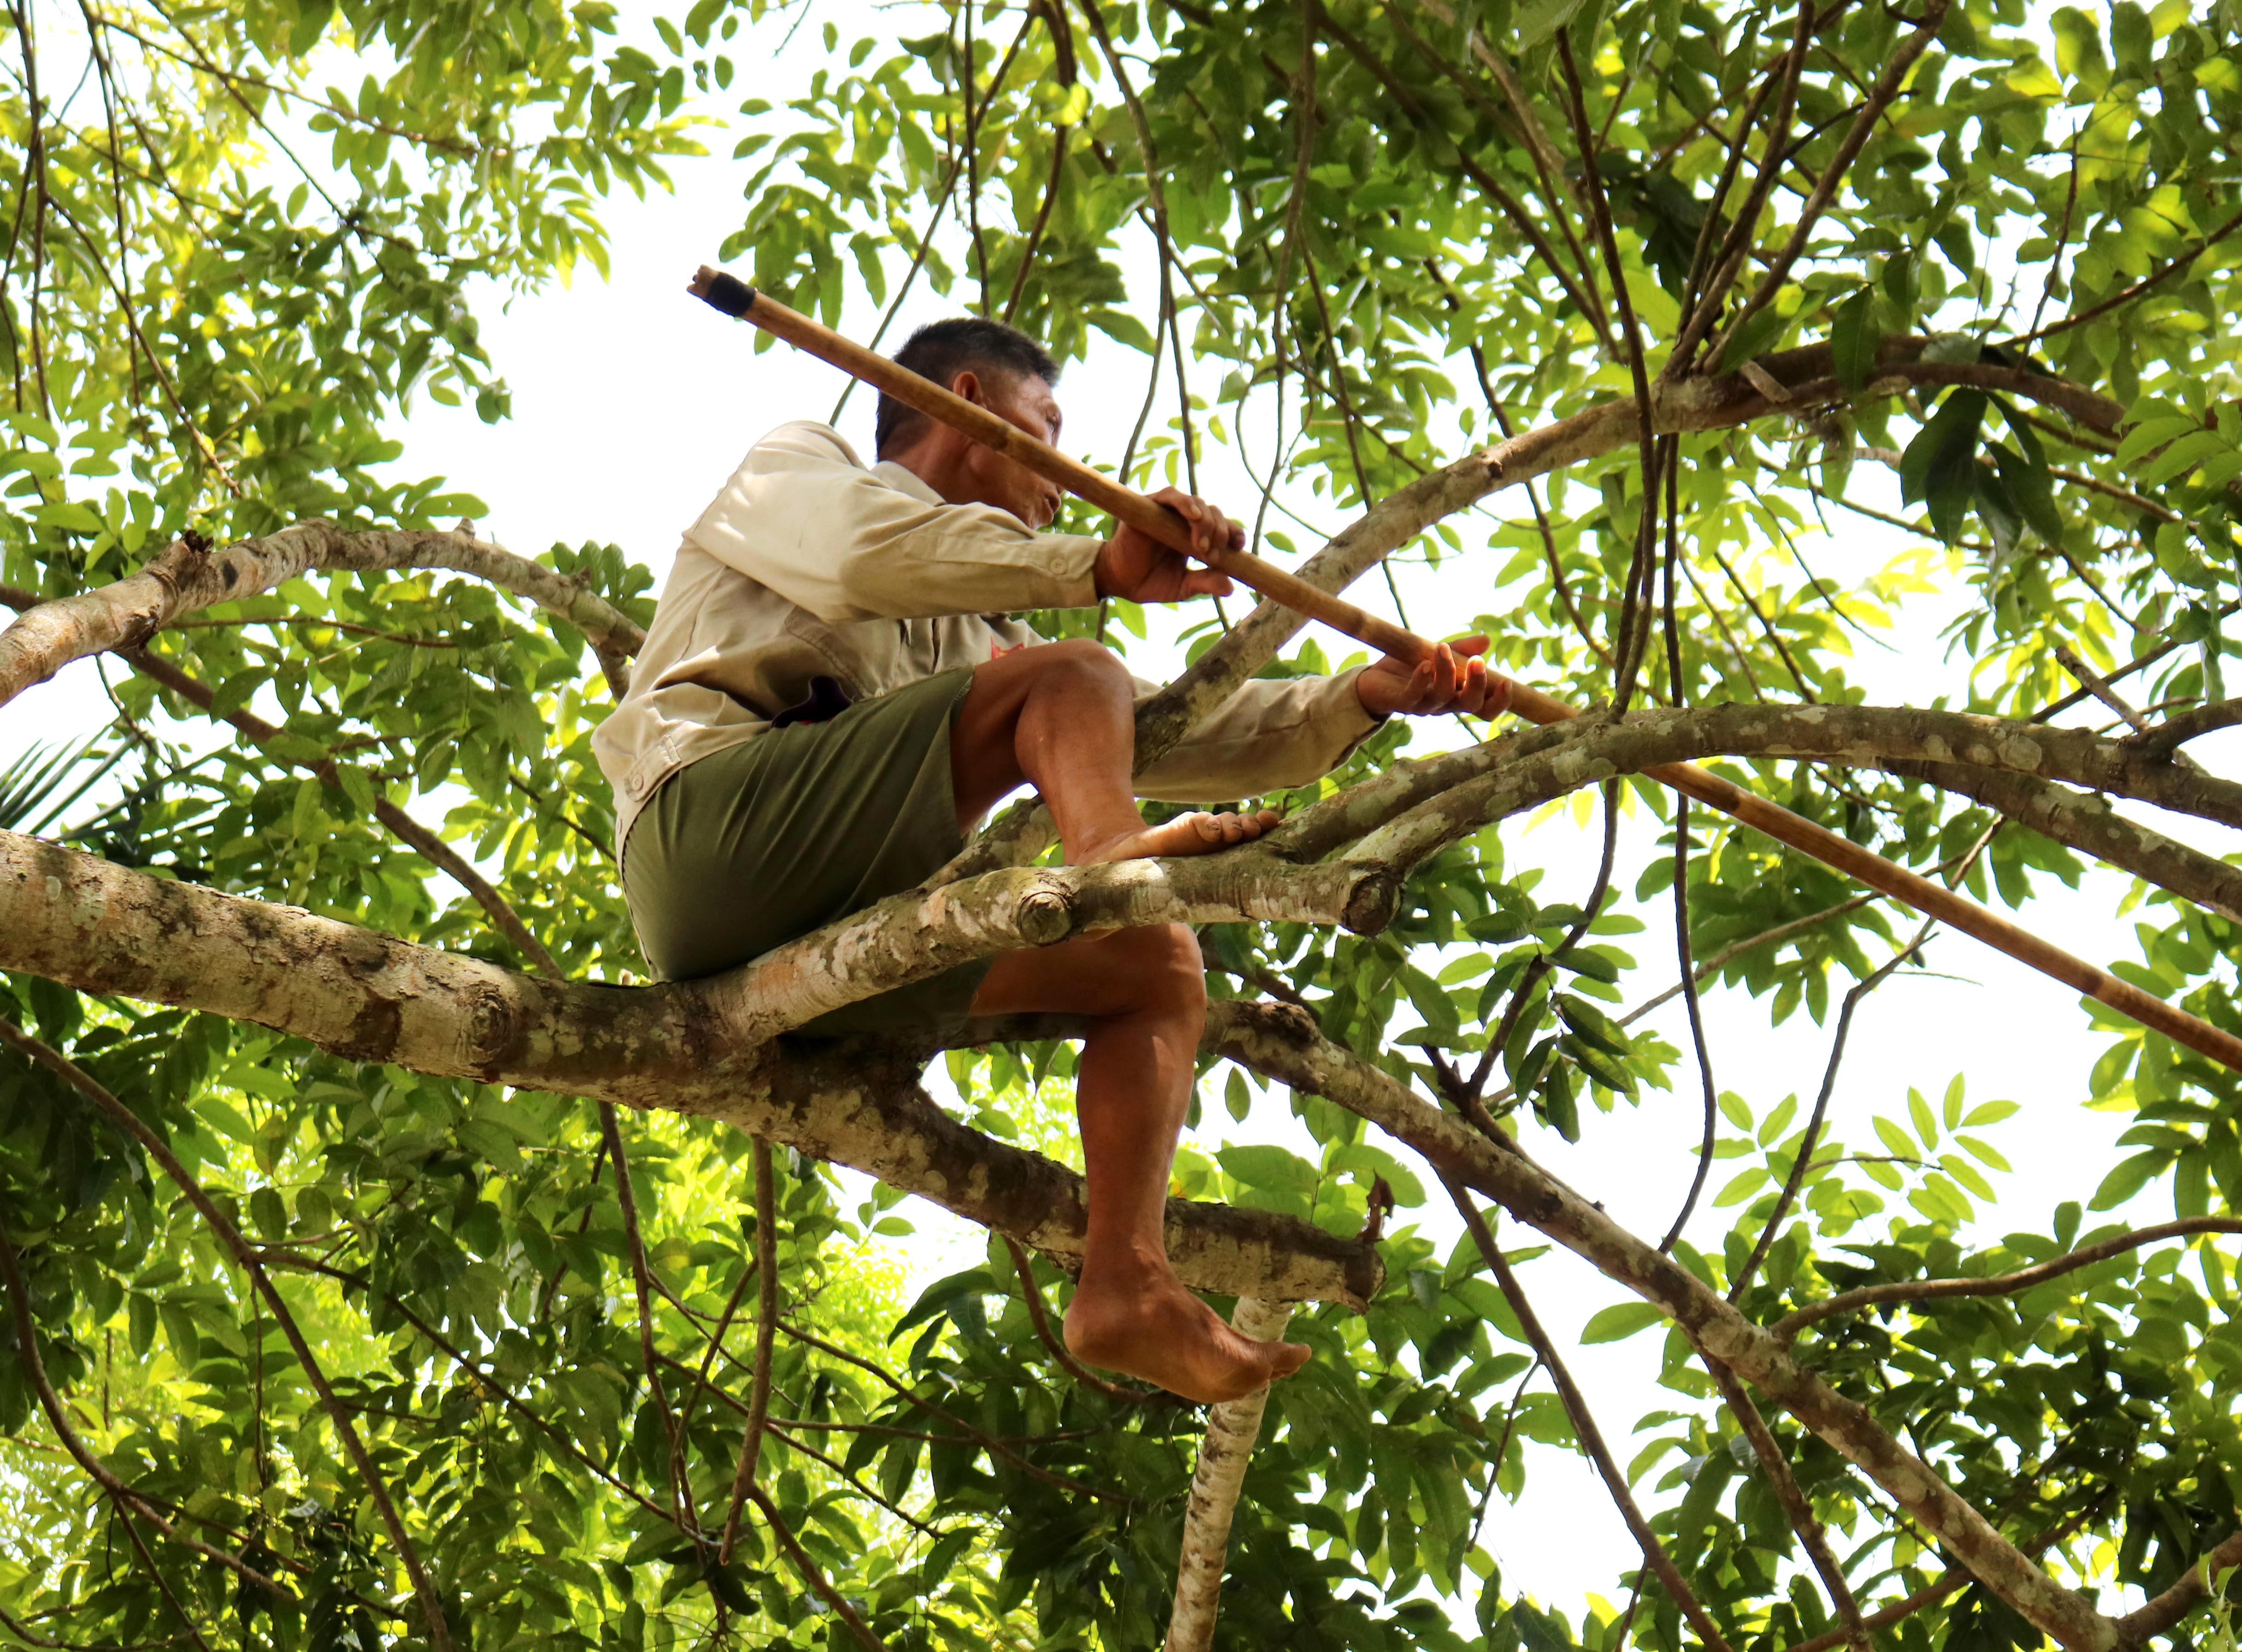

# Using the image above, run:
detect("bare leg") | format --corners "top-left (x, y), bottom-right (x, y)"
top-left (950, 639), bottom-right (1279, 862)
top-left (971, 925), bottom-right (1311, 1404)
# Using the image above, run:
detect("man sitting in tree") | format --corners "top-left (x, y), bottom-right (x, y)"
top-left (595, 317), bottom-right (1494, 1403)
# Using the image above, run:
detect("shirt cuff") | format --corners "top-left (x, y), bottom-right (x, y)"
top-left (1041, 532), bottom-right (1104, 608)
top-left (1329, 665), bottom-right (1384, 729)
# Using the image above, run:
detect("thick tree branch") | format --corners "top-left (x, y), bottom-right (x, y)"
top-left (1133, 341), bottom-right (2121, 771)
top-left (0, 520), bottom-right (643, 710)
top-left (0, 828), bottom-right (1381, 1306)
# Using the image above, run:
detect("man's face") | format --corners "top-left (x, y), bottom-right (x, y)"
top-left (954, 369), bottom-right (1066, 530)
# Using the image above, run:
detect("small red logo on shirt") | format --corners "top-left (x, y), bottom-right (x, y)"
top-left (990, 638), bottom-right (1029, 660)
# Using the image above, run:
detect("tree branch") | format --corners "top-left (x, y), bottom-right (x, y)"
top-left (1702, 1358), bottom-right (1869, 1651)
top-left (0, 826), bottom-right (1381, 1307)
top-left (1003, 1234), bottom-right (1174, 1404)
top-left (0, 520), bottom-right (643, 712)
top-left (717, 1140), bottom-right (782, 1564)
top-left (0, 1210), bottom-right (290, 1602)
top-left (1446, 1183), bottom-right (1737, 1652)
top-left (1162, 1298), bottom-right (1294, 1652)
top-left (1202, 999), bottom-right (2125, 1652)
top-left (748, 1485), bottom-right (892, 1652)
top-left (1772, 1218), bottom-right (2242, 1339)
top-left (2118, 1530), bottom-right (2242, 1644)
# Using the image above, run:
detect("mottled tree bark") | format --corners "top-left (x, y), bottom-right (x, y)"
top-left (1162, 1298), bottom-right (1296, 1652)
top-left (0, 829), bottom-right (1379, 1306)
top-left (0, 521), bottom-right (643, 707)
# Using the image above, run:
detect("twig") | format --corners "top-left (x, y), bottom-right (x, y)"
top-left (597, 1098), bottom-right (693, 1535)
top-left (164, 615), bottom-right (456, 647)
top-left (2013, 203), bottom-right (2242, 346)
top-left (253, 1250), bottom-right (680, 1526)
top-left (0, 1210), bottom-right (288, 1606)
top-left (1322, 3), bottom-right (1613, 352)
top-left (1729, 936), bottom-right (1923, 1300)
top-left (676, 1238), bottom-right (760, 1443)
top-left (1670, 0), bottom-right (1814, 372)
top-left (2030, 602), bottom-right (2242, 724)
top-left (1658, 804), bottom-right (1719, 1251)
top-left (118, 646), bottom-right (563, 975)
top-left (1705, 540), bottom-right (1816, 700)
top-left (2128, 695), bottom-right (2241, 758)
top-left (780, 1321), bottom-right (1135, 1504)
top-left (963, 0), bottom-right (988, 314)
top-left (1774, 1217), bottom-right (2242, 1339)
top-left (1556, 31), bottom-right (1661, 699)
top-left (89, 8), bottom-right (486, 156)
top-left (1446, 1183), bottom-right (1738, 1652)
top-left (2052, 642), bottom-right (2155, 736)
top-left (1704, 1), bottom-right (1947, 370)
top-left (1702, 1358), bottom-right (1870, 1650)
top-left (717, 1141), bottom-right (781, 1564)
top-left (750, 1485), bottom-right (892, 1651)
top-left (763, 1422), bottom-right (946, 1541)
top-left (1002, 124), bottom-right (1069, 324)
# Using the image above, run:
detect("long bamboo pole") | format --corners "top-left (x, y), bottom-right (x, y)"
top-left (688, 266), bottom-right (2242, 1074)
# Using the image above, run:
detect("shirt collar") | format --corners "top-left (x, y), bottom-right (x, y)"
top-left (873, 458), bottom-right (947, 507)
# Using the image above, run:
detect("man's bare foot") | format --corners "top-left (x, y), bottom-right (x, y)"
top-left (1077, 808), bottom-right (1283, 865)
top-left (1063, 1268), bottom-right (1311, 1404)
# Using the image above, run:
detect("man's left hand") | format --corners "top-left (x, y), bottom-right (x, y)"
top-left (1355, 634), bottom-right (1501, 719)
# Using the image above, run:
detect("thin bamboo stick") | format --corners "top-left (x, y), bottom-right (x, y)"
top-left (687, 266), bottom-right (2242, 1076)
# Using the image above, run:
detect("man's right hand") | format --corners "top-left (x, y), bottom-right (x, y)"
top-left (1092, 487), bottom-right (1243, 603)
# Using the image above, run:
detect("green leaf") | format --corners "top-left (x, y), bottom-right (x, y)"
top-left (1085, 307), bottom-right (1156, 354)
top-left (1580, 1300), bottom-right (1665, 1343)
top-left (1558, 1035), bottom-right (1633, 1100)
top-left (1832, 288), bottom-right (1880, 392)
top-left (1514, 0), bottom-right (1590, 48)
top-left (1899, 390), bottom-right (1987, 530)
top-left (1218, 1143), bottom-right (1321, 1193)
top-left (2089, 1149), bottom-right (2168, 1210)
top-left (1908, 1086), bottom-right (1940, 1150)
top-left (32, 501), bottom-right (104, 533)
top-left (1555, 993), bottom-right (1632, 1059)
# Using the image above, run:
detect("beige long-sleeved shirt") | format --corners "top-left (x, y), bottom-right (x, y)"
top-left (592, 421), bottom-right (1382, 861)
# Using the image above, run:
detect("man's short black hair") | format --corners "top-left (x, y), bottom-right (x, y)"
top-left (874, 317), bottom-right (1060, 456)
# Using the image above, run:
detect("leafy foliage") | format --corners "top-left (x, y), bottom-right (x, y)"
top-left (2, 0), bottom-right (2242, 1647)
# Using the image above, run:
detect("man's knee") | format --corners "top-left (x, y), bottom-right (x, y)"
top-left (1027, 637), bottom-right (1132, 698)
top-left (1110, 922), bottom-right (1207, 1013)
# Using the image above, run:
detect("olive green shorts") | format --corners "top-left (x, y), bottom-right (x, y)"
top-left (620, 667), bottom-right (993, 1038)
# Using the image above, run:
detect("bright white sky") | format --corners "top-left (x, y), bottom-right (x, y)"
top-left (3, 0), bottom-right (2234, 1630)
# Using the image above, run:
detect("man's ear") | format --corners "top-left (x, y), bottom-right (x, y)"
top-left (949, 368), bottom-right (985, 408)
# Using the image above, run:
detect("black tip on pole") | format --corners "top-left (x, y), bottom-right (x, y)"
top-left (688, 265), bottom-right (759, 319)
